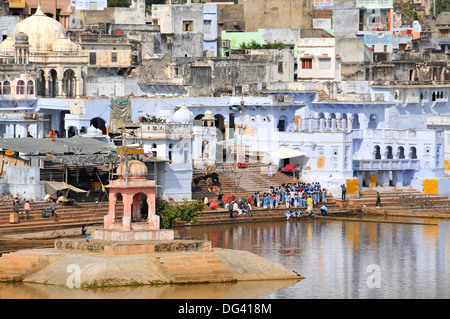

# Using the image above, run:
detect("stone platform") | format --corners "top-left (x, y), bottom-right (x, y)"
top-left (16, 247), bottom-right (303, 287)
top-left (92, 227), bottom-right (174, 242)
top-left (54, 238), bottom-right (211, 255)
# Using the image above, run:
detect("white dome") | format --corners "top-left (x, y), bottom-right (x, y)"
top-left (0, 35), bottom-right (14, 52)
top-left (52, 33), bottom-right (78, 52)
top-left (173, 104), bottom-right (194, 123)
top-left (203, 109), bottom-right (215, 121)
top-left (86, 125), bottom-right (98, 135)
top-left (12, 5), bottom-right (65, 53)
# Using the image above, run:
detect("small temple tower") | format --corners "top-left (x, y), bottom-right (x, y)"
top-left (93, 145), bottom-right (174, 241)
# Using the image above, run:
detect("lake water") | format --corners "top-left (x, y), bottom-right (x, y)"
top-left (1, 217), bottom-right (449, 299)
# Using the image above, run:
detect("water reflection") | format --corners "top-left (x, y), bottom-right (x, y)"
top-left (0, 280), bottom-right (298, 299)
top-left (176, 218), bottom-right (450, 299)
top-left (1, 218), bottom-right (449, 299)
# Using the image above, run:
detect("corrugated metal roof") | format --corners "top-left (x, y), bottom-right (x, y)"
top-left (0, 136), bottom-right (116, 156)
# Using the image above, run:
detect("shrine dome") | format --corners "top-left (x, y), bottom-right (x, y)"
top-left (12, 5), bottom-right (65, 53)
top-left (117, 160), bottom-right (148, 179)
top-left (203, 109), bottom-right (214, 121)
top-left (52, 33), bottom-right (78, 52)
top-left (0, 35), bottom-right (14, 52)
top-left (173, 104), bottom-right (194, 123)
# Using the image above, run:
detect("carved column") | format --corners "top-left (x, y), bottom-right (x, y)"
top-left (146, 189), bottom-right (159, 230)
top-left (122, 193), bottom-right (133, 231)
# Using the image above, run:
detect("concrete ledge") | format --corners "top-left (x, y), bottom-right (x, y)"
top-left (93, 228), bottom-right (174, 241)
top-left (54, 239), bottom-right (212, 255)
top-left (21, 247), bottom-right (303, 287)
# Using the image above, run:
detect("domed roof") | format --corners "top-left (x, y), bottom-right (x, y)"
top-left (203, 109), bottom-right (215, 121)
top-left (117, 160), bottom-right (148, 180)
top-left (173, 104), bottom-right (194, 123)
top-left (0, 35), bottom-right (14, 52)
top-left (52, 33), bottom-right (78, 52)
top-left (85, 125), bottom-right (101, 136)
top-left (12, 5), bottom-right (65, 53)
top-left (14, 32), bottom-right (29, 45)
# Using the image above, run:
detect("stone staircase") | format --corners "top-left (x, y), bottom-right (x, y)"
top-left (0, 251), bottom-right (51, 281)
top-left (0, 200), bottom-right (123, 235)
top-left (192, 166), bottom-right (297, 200)
top-left (176, 197), bottom-right (350, 227)
top-left (346, 188), bottom-right (450, 216)
top-left (155, 253), bottom-right (233, 283)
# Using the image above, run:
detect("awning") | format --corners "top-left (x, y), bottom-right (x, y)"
top-left (44, 181), bottom-right (88, 198)
top-left (267, 147), bottom-right (306, 159)
top-left (36, 99), bottom-right (70, 111)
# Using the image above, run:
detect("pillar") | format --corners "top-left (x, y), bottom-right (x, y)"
top-left (75, 77), bottom-right (80, 98)
top-left (146, 189), bottom-right (159, 230)
top-left (45, 78), bottom-right (50, 97)
top-left (57, 77), bottom-right (64, 98)
top-left (122, 193), bottom-right (133, 230)
top-left (395, 170), bottom-right (404, 187)
top-left (105, 191), bottom-right (118, 229)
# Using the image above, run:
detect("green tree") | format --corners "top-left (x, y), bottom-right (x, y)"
top-left (155, 197), bottom-right (205, 229)
top-left (107, 0), bottom-right (131, 7)
top-left (431, 0), bottom-right (450, 16)
top-left (239, 40), bottom-right (285, 50)
top-left (143, 115), bottom-right (166, 123)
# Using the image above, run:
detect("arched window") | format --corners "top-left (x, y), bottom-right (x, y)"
top-left (386, 146), bottom-right (393, 159)
top-left (3, 81), bottom-right (11, 95)
top-left (67, 126), bottom-right (77, 138)
top-left (168, 143), bottom-right (173, 163)
top-left (368, 114), bottom-right (377, 129)
top-left (26, 80), bottom-right (34, 95)
top-left (16, 80), bottom-right (25, 95)
top-left (409, 147), bottom-right (417, 159)
top-left (352, 114), bottom-right (360, 129)
top-left (374, 145), bottom-right (381, 160)
top-left (397, 146), bottom-right (405, 159)
top-left (277, 115), bottom-right (287, 132)
top-left (90, 117), bottom-right (106, 134)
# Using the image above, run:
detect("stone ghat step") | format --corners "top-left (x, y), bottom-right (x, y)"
top-left (348, 198), bottom-right (450, 206)
top-left (156, 254), bottom-right (233, 283)
top-left (176, 207), bottom-right (355, 226)
top-left (0, 217), bottom-right (108, 235)
top-left (0, 202), bottom-right (115, 214)
top-left (0, 211), bottom-right (110, 226)
top-left (0, 208), bottom-right (111, 220)
top-left (346, 190), bottom-right (448, 199)
top-left (0, 252), bottom-right (50, 282)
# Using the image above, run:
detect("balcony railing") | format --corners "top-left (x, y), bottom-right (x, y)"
top-left (353, 159), bottom-right (420, 171)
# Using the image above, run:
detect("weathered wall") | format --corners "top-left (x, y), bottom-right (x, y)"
top-left (242, 0), bottom-right (313, 32)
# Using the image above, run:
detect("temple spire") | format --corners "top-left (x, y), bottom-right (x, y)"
top-left (35, 0), bottom-right (44, 15)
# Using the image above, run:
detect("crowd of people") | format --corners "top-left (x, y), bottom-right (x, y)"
top-left (253, 181), bottom-right (327, 210)
top-left (204, 180), bottom-right (328, 219)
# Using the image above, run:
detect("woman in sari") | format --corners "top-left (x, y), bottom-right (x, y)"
top-left (268, 163), bottom-right (273, 177)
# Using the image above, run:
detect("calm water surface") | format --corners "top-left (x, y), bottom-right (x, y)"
top-left (1, 217), bottom-right (449, 299)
